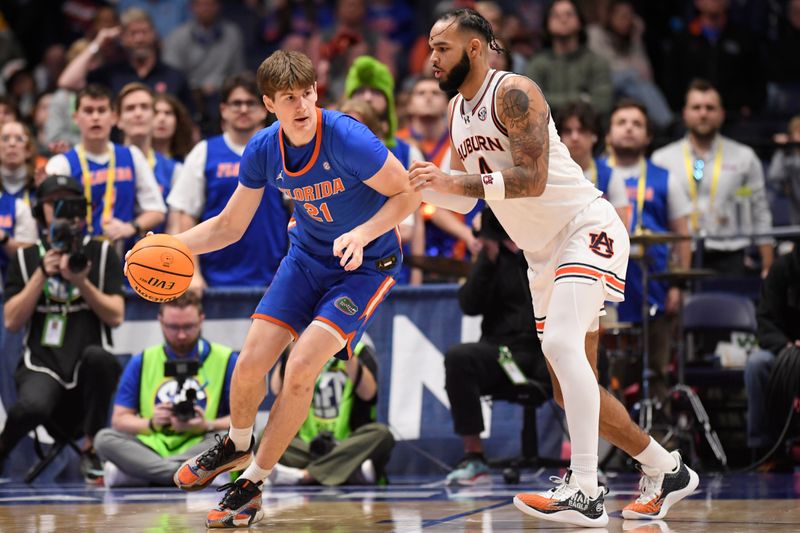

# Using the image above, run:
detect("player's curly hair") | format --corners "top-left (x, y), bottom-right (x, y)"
top-left (436, 8), bottom-right (508, 56)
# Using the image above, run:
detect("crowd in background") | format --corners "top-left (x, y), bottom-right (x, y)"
top-left (1, 1), bottom-right (800, 272)
top-left (1, 0), bottom-right (800, 482)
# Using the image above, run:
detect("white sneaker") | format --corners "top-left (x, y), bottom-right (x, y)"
top-left (513, 469), bottom-right (609, 528)
top-left (622, 450), bottom-right (700, 520)
top-left (103, 461), bottom-right (147, 488)
top-left (265, 463), bottom-right (306, 486)
top-left (360, 459), bottom-right (376, 484)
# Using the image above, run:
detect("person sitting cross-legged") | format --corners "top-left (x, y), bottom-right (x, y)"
top-left (93, 292), bottom-right (238, 487)
top-left (266, 339), bottom-right (394, 486)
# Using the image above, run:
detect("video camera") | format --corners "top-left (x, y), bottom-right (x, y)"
top-left (164, 359), bottom-right (200, 422)
top-left (49, 197), bottom-right (89, 273)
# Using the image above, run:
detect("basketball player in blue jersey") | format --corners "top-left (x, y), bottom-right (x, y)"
top-left (152, 50), bottom-right (419, 528)
top-left (167, 73), bottom-right (288, 290)
top-left (44, 84), bottom-right (166, 248)
top-left (116, 83), bottom-right (182, 234)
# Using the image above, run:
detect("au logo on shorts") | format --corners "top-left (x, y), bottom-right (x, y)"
top-left (589, 231), bottom-right (615, 258)
top-left (335, 296), bottom-right (359, 316)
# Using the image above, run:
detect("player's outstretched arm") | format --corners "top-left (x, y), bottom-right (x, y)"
top-left (409, 76), bottom-right (549, 200)
top-left (174, 183), bottom-right (264, 255)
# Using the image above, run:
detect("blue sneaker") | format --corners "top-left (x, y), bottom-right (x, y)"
top-left (446, 455), bottom-right (490, 486)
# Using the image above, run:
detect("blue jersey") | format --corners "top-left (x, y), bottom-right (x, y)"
top-left (153, 151), bottom-right (177, 200)
top-left (64, 144), bottom-right (137, 235)
top-left (617, 160), bottom-right (671, 323)
top-left (239, 108), bottom-right (400, 266)
top-left (200, 135), bottom-right (288, 287)
top-left (152, 151), bottom-right (177, 234)
top-left (595, 158), bottom-right (613, 198)
top-left (0, 192), bottom-right (17, 275)
top-left (390, 138), bottom-right (411, 169)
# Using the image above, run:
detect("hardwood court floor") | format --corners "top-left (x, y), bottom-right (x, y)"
top-left (0, 471), bottom-right (798, 532)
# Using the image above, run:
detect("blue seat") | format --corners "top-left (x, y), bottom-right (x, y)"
top-left (682, 291), bottom-right (757, 374)
top-left (682, 292), bottom-right (757, 334)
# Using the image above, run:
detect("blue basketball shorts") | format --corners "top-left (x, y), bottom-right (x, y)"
top-left (253, 244), bottom-right (398, 359)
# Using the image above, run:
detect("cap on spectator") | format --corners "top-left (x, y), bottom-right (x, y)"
top-left (344, 56), bottom-right (397, 147)
top-left (37, 175), bottom-right (84, 200)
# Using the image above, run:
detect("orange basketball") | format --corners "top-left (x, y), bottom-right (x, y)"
top-left (126, 234), bottom-right (194, 303)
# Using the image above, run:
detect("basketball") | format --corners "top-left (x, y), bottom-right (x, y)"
top-left (126, 234), bottom-right (194, 303)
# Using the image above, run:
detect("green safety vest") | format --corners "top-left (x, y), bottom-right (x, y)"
top-left (137, 340), bottom-right (232, 457)
top-left (297, 342), bottom-right (365, 443)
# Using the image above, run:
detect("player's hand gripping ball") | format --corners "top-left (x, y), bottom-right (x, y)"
top-left (125, 234), bottom-right (194, 302)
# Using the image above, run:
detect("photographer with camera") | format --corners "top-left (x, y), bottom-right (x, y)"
top-left (93, 292), bottom-right (239, 487)
top-left (0, 175), bottom-right (124, 480)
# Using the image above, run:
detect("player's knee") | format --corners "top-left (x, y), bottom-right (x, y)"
top-left (540, 333), bottom-right (579, 366)
top-left (282, 357), bottom-right (320, 395)
top-left (233, 352), bottom-right (270, 384)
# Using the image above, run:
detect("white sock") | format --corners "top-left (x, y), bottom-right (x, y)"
top-left (634, 437), bottom-right (679, 476)
top-left (540, 281), bottom-right (605, 499)
top-left (228, 425), bottom-right (253, 452)
top-left (241, 460), bottom-right (272, 484)
top-left (570, 454), bottom-right (599, 498)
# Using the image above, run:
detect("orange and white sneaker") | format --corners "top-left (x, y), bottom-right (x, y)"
top-left (207, 478), bottom-right (264, 528)
top-left (513, 470), bottom-right (609, 528)
top-left (622, 451), bottom-right (700, 520)
top-left (174, 434), bottom-right (254, 492)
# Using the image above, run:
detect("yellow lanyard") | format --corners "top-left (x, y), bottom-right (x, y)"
top-left (22, 189), bottom-right (30, 207)
top-left (608, 156), bottom-right (647, 234)
top-left (683, 141), bottom-right (723, 232)
top-left (76, 143), bottom-right (116, 235)
top-left (146, 148), bottom-right (156, 169)
top-left (587, 158), bottom-right (598, 185)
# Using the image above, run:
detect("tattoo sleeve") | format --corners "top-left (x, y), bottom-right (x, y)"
top-left (449, 79), bottom-right (550, 199)
top-left (498, 82), bottom-right (549, 198)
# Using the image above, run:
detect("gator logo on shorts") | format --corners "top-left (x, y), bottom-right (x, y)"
top-left (335, 296), bottom-right (359, 316)
top-left (589, 231), bottom-right (615, 258)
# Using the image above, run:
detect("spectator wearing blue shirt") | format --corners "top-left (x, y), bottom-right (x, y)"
top-left (94, 292), bottom-right (238, 487)
top-left (556, 101), bottom-right (630, 226)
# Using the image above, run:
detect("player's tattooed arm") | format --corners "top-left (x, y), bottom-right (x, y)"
top-left (411, 82), bottom-right (547, 200)
top-left (494, 76), bottom-right (549, 198)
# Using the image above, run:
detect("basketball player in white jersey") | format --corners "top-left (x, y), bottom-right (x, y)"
top-left (410, 9), bottom-right (699, 528)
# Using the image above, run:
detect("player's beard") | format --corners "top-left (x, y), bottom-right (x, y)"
top-left (439, 50), bottom-right (471, 93)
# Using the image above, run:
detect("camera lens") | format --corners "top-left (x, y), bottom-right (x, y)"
top-left (68, 252), bottom-right (88, 273)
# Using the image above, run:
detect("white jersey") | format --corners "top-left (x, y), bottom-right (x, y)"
top-left (449, 69), bottom-right (600, 252)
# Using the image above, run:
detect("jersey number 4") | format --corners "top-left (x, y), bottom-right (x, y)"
top-left (304, 202), bottom-right (333, 223)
